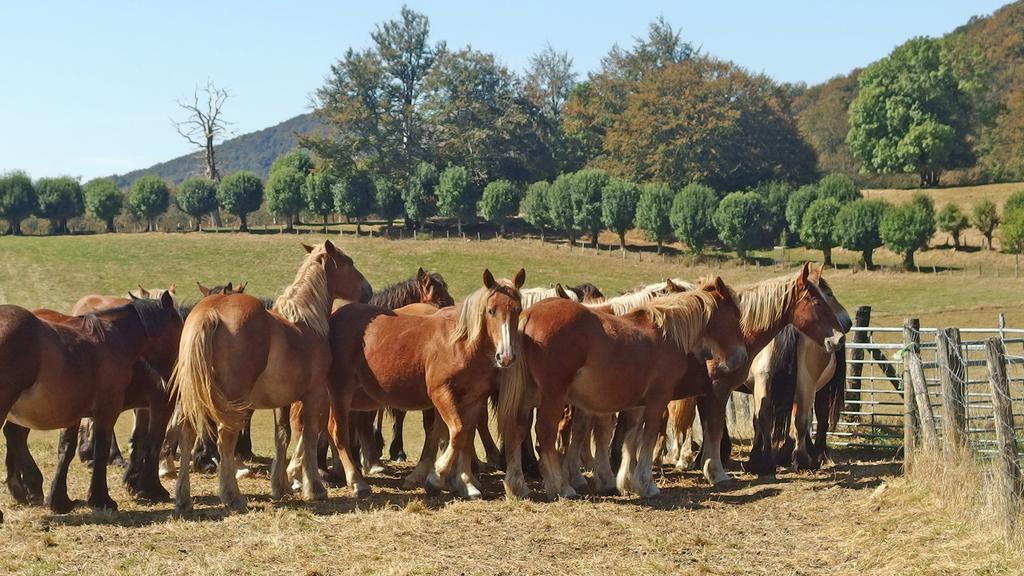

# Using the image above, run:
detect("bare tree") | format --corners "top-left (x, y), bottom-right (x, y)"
top-left (173, 80), bottom-right (232, 226)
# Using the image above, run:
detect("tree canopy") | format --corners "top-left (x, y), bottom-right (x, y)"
top-left (478, 179), bottom-right (518, 234)
top-left (671, 183), bottom-right (718, 253)
top-left (0, 171), bottom-right (37, 235)
top-left (600, 178), bottom-right (640, 250)
top-left (217, 171), bottom-right (263, 231)
top-left (634, 182), bottom-right (673, 253)
top-left (36, 176), bottom-right (85, 234)
top-left (83, 178), bottom-right (124, 232)
top-left (176, 177), bottom-right (219, 230)
top-left (128, 175), bottom-right (170, 232)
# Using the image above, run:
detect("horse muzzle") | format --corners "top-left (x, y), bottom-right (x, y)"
top-left (495, 351), bottom-right (517, 368)
top-left (360, 280), bottom-right (374, 304)
top-left (708, 347), bottom-right (748, 379)
top-left (824, 329), bottom-right (844, 354)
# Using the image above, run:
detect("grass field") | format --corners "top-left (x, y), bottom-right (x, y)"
top-left (0, 232), bottom-right (1022, 574)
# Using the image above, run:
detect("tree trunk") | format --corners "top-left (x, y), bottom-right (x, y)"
top-left (285, 214), bottom-right (294, 233)
top-left (986, 232), bottom-right (994, 250)
top-left (239, 213), bottom-right (248, 232)
top-left (591, 227), bottom-right (599, 248)
top-left (656, 239), bottom-right (663, 255)
top-left (106, 216), bottom-right (116, 233)
top-left (148, 218), bottom-right (156, 233)
top-left (862, 249), bottom-right (874, 271)
top-left (211, 209), bottom-right (223, 227)
top-left (822, 246), bottom-right (832, 267)
top-left (9, 219), bottom-right (21, 236)
top-left (618, 231), bottom-right (626, 254)
top-left (457, 219), bottom-right (463, 236)
top-left (60, 218), bottom-right (69, 235)
top-left (903, 249), bottom-right (915, 271)
top-left (193, 216), bottom-right (201, 232)
top-left (539, 225), bottom-right (545, 243)
top-left (356, 219), bottom-right (362, 235)
top-left (952, 231), bottom-right (961, 250)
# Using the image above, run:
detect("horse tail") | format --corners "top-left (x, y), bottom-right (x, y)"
top-left (768, 325), bottom-right (799, 449)
top-left (170, 307), bottom-right (225, 439)
top-left (820, 339), bottom-right (846, 431)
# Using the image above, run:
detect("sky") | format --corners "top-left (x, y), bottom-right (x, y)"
top-left (0, 1), bottom-right (1011, 181)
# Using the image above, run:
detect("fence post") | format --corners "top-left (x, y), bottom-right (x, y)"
top-left (985, 337), bottom-right (1021, 531)
top-left (847, 306), bottom-right (871, 412)
top-left (907, 348), bottom-right (939, 451)
top-left (902, 318), bottom-right (921, 465)
top-left (936, 328), bottom-right (967, 454)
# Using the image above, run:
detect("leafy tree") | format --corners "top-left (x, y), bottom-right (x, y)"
top-left (936, 203), bottom-right (969, 249)
top-left (127, 176), bottom-right (170, 232)
top-left (816, 174), bottom-right (861, 204)
top-left (335, 169), bottom-right (376, 233)
top-left (374, 177), bottom-right (404, 231)
top-left (524, 44), bottom-right (579, 175)
top-left (847, 37), bottom-right (978, 187)
top-left (1000, 209), bottom-right (1024, 257)
top-left (750, 180), bottom-right (792, 245)
top-left (634, 182), bottom-right (673, 254)
top-left (436, 165), bottom-right (475, 235)
top-left (548, 174), bottom-right (578, 244)
top-left (568, 169), bottom-right (607, 247)
top-left (266, 167), bottom-right (306, 231)
top-left (272, 149), bottom-right (314, 175)
top-left (404, 162), bottom-right (438, 228)
top-left (35, 176), bottom-right (84, 234)
top-left (176, 177), bottom-right (219, 231)
top-left (479, 179), bottom-right (518, 235)
top-left (785, 184), bottom-right (819, 238)
top-left (671, 183), bottom-right (718, 253)
top-left (303, 171), bottom-right (338, 226)
top-left (1005, 191), bottom-right (1024, 216)
top-left (601, 178), bottom-right (640, 252)
top-left (713, 191), bottom-right (769, 259)
top-left (835, 199), bottom-right (889, 269)
top-left (217, 172), bottom-right (264, 231)
top-left (880, 201), bottom-right (933, 270)
top-left (971, 198), bottom-right (999, 250)
top-left (800, 198), bottom-right (842, 266)
top-left (0, 171), bottom-right (37, 235)
top-left (83, 178), bottom-right (123, 233)
top-left (521, 181), bottom-right (552, 241)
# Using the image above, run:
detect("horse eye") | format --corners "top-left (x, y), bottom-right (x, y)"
top-left (488, 308), bottom-right (496, 316)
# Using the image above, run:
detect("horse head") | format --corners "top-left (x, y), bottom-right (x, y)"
top-left (304, 240), bottom-right (372, 304)
top-left (790, 263), bottom-right (846, 353)
top-left (482, 268), bottom-right (526, 368)
top-left (418, 267), bottom-right (455, 308)
top-left (697, 276), bottom-right (748, 379)
top-left (809, 265), bottom-right (852, 333)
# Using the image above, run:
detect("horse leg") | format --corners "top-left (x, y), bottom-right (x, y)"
top-left (501, 401), bottom-right (531, 499)
top-left (536, 395), bottom-right (575, 500)
top-left (590, 413), bottom-right (616, 494)
top-left (107, 417), bottom-right (126, 467)
top-left (389, 409), bottom-right (407, 462)
top-left (77, 417), bottom-right (94, 465)
top-left (562, 408), bottom-right (590, 492)
top-left (299, 390), bottom-right (329, 501)
top-left (476, 406), bottom-right (502, 469)
top-left (140, 399), bottom-right (173, 502)
top-left (328, 394), bottom-right (370, 498)
top-left (609, 411), bottom-right (628, 473)
top-left (86, 412), bottom-right (119, 511)
top-left (174, 421), bottom-right (196, 513)
top-left (632, 402), bottom-right (669, 498)
top-left (430, 398), bottom-right (482, 500)
top-left (4, 422), bottom-right (43, 504)
top-left (354, 412), bottom-right (384, 474)
top-left (159, 403), bottom-right (181, 479)
top-left (615, 408), bottom-right (642, 495)
top-left (671, 399), bottom-right (698, 471)
top-left (216, 424), bottom-right (246, 511)
top-left (235, 409), bottom-right (255, 461)
top-left (403, 412), bottom-right (443, 490)
top-left (371, 409), bottom-right (385, 460)
top-left (747, 371), bottom-right (776, 476)
top-left (521, 409), bottom-right (541, 480)
top-left (46, 422), bottom-right (80, 513)
top-left (194, 419), bottom-right (219, 473)
top-left (579, 415), bottom-right (596, 472)
top-left (124, 409), bottom-right (151, 498)
top-left (698, 391), bottom-right (733, 486)
top-left (285, 404), bottom-right (305, 492)
top-left (791, 376), bottom-right (817, 471)
top-left (812, 388), bottom-right (832, 468)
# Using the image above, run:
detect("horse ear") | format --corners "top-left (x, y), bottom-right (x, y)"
top-left (713, 275), bottom-right (728, 294)
top-left (237, 281), bottom-right (248, 293)
top-left (513, 268), bottom-right (526, 289)
top-left (798, 262), bottom-right (811, 288)
top-left (168, 283), bottom-right (176, 295)
top-left (666, 278), bottom-right (683, 293)
top-left (197, 282), bottom-right (210, 297)
top-left (554, 283), bottom-right (569, 299)
top-left (302, 243), bottom-right (315, 253)
top-left (159, 290), bottom-right (174, 309)
top-left (138, 284), bottom-right (150, 298)
top-left (225, 282), bottom-right (233, 293)
top-left (128, 292), bottom-right (140, 300)
top-left (417, 267), bottom-right (427, 280)
top-left (323, 239), bottom-right (337, 253)
top-left (483, 269), bottom-right (497, 290)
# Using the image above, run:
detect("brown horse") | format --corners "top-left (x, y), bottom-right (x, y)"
top-left (327, 269), bottom-right (526, 499)
top-left (497, 277), bottom-right (748, 500)
top-left (0, 293), bottom-right (181, 519)
top-left (171, 240), bottom-right (370, 513)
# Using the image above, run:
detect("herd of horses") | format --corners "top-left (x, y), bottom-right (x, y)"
top-left (0, 240), bottom-right (852, 520)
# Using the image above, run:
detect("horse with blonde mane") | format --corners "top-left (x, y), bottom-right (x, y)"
top-left (170, 240), bottom-right (370, 513)
top-left (497, 277), bottom-right (748, 500)
top-left (327, 269), bottom-right (525, 499)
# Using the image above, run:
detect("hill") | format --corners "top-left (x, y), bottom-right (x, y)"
top-left (111, 112), bottom-right (324, 187)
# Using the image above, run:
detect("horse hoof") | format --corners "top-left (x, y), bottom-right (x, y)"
top-left (368, 464), bottom-right (386, 475)
top-left (711, 477), bottom-right (738, 491)
top-left (235, 468), bottom-right (253, 480)
top-left (88, 497), bottom-right (118, 513)
top-left (48, 497), bottom-right (76, 515)
top-left (226, 498), bottom-right (248, 513)
top-left (140, 486), bottom-right (172, 503)
top-left (290, 479), bottom-right (302, 492)
top-left (353, 485), bottom-right (371, 500)
top-left (175, 499), bottom-right (193, 515)
top-left (392, 451), bottom-right (407, 462)
top-left (640, 484), bottom-right (661, 498)
top-left (158, 468), bottom-right (177, 480)
top-left (559, 488), bottom-right (579, 500)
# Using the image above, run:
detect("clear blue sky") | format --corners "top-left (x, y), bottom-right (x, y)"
top-left (0, 1), bottom-right (1010, 181)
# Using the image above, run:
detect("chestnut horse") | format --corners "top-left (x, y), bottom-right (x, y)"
top-left (171, 240), bottom-right (370, 513)
top-left (327, 269), bottom-right (525, 499)
top-left (497, 277), bottom-right (748, 500)
top-left (0, 293), bottom-right (181, 519)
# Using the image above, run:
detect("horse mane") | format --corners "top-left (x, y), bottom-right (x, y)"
top-left (585, 278), bottom-right (693, 315)
top-left (273, 248), bottom-right (331, 337)
top-left (370, 277), bottom-right (424, 309)
top-left (568, 283), bottom-right (604, 301)
top-left (178, 296), bottom-right (272, 319)
top-left (450, 280), bottom-right (518, 346)
top-left (736, 273), bottom-right (798, 338)
top-left (520, 286), bottom-right (580, 309)
top-left (77, 313), bottom-right (108, 340)
top-left (635, 290), bottom-right (717, 352)
top-left (767, 324), bottom-right (800, 448)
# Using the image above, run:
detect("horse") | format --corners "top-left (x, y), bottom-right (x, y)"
top-left (496, 277), bottom-right (748, 500)
top-left (0, 293), bottom-right (182, 519)
top-left (171, 240), bottom-right (370, 513)
top-left (326, 269), bottom-right (526, 499)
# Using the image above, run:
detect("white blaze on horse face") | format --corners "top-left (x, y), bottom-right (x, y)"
top-left (495, 317), bottom-right (516, 368)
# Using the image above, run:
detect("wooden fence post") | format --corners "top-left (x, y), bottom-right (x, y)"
top-left (936, 328), bottom-right (967, 453)
top-left (908, 348), bottom-right (939, 450)
top-left (903, 318), bottom-right (921, 465)
top-left (847, 306), bottom-right (871, 412)
top-left (985, 337), bottom-right (1021, 530)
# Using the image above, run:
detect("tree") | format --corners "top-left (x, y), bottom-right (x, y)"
top-left (548, 174), bottom-right (578, 244)
top-left (971, 198), bottom-right (999, 250)
top-left (816, 174), bottom-right (861, 204)
top-left (173, 79), bottom-right (231, 226)
top-left (35, 176), bottom-right (84, 234)
top-left (374, 177), bottom-right (404, 231)
top-left (671, 183), bottom-right (719, 253)
top-left (634, 182), bottom-right (673, 254)
top-left (335, 170), bottom-right (376, 233)
top-left (601, 178), bottom-right (640, 252)
top-left (0, 171), bottom-right (36, 235)
top-left (785, 184), bottom-right (819, 238)
top-left (880, 201), bottom-right (933, 270)
top-left (127, 176), bottom-right (170, 232)
top-left (1000, 209), bottom-right (1024, 258)
top-left (800, 198), bottom-right (842, 266)
top-left (568, 169), bottom-right (607, 247)
top-left (521, 181), bottom-right (552, 242)
top-left (176, 177), bottom-right (219, 231)
top-left (266, 168), bottom-right (306, 232)
top-left (714, 191), bottom-right (768, 259)
top-left (524, 44), bottom-right (578, 174)
top-left (479, 179), bottom-right (518, 235)
top-left (303, 171), bottom-right (338, 227)
top-left (835, 199), bottom-right (889, 269)
top-left (272, 149), bottom-right (314, 175)
top-left (936, 203), bottom-right (968, 249)
top-left (436, 165), bottom-right (474, 235)
top-left (847, 37), bottom-right (978, 187)
top-left (1005, 190), bottom-right (1024, 216)
top-left (750, 180), bottom-right (793, 245)
top-left (217, 172), bottom-right (263, 232)
top-left (404, 162), bottom-right (438, 228)
top-left (83, 178), bottom-right (123, 233)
